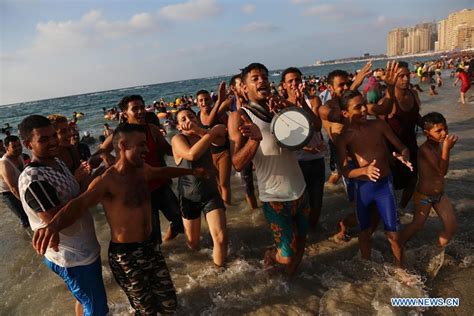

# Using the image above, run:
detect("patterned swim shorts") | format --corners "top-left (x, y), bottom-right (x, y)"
top-left (262, 193), bottom-right (310, 258)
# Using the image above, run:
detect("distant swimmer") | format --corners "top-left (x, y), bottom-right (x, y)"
top-left (400, 112), bottom-right (457, 248)
top-left (0, 123), bottom-right (12, 136)
top-left (32, 123), bottom-right (212, 315)
top-left (453, 68), bottom-right (471, 105)
top-left (72, 111), bottom-right (85, 120)
top-left (336, 90), bottom-right (412, 268)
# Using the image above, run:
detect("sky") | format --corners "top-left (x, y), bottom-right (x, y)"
top-left (1, 0), bottom-right (471, 105)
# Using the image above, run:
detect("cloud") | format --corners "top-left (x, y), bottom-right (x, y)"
top-left (240, 22), bottom-right (278, 33)
top-left (304, 4), bottom-right (369, 20)
top-left (241, 4), bottom-right (256, 15)
top-left (289, 0), bottom-right (312, 5)
top-left (159, 0), bottom-right (222, 21)
top-left (31, 10), bottom-right (160, 53)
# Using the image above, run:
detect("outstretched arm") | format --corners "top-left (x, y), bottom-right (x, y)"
top-left (228, 111), bottom-right (261, 172)
top-left (144, 164), bottom-right (211, 181)
top-left (379, 120), bottom-right (412, 171)
top-left (32, 175), bottom-right (107, 255)
top-left (368, 61), bottom-right (400, 115)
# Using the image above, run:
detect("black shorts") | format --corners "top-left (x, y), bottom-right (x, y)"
top-left (180, 195), bottom-right (225, 220)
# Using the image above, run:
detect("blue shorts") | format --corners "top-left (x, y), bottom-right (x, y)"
top-left (44, 257), bottom-right (108, 316)
top-left (355, 176), bottom-right (399, 232)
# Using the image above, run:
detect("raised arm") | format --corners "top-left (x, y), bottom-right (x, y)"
top-left (201, 81), bottom-right (231, 126)
top-left (368, 61), bottom-right (400, 115)
top-left (32, 175), bottom-right (107, 255)
top-left (319, 99), bottom-right (343, 123)
top-left (350, 61), bottom-right (372, 91)
top-left (171, 124), bottom-right (221, 162)
top-left (228, 111), bottom-right (261, 172)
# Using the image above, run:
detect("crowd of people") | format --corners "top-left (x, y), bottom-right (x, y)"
top-left (0, 52), bottom-right (472, 315)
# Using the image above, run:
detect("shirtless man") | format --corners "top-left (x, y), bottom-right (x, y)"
top-left (0, 135), bottom-right (30, 228)
top-left (320, 61), bottom-right (400, 239)
top-left (32, 123), bottom-right (211, 315)
top-left (94, 95), bottom-right (184, 243)
top-left (336, 90), bottom-right (412, 267)
top-left (400, 112), bottom-right (457, 247)
top-left (228, 63), bottom-right (309, 275)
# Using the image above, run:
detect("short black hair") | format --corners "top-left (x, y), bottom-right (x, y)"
top-left (18, 115), bottom-right (52, 141)
top-left (118, 95), bottom-right (145, 111)
top-left (241, 63), bottom-right (268, 82)
top-left (112, 123), bottom-right (146, 150)
top-left (398, 61), bottom-right (409, 69)
top-left (281, 67), bottom-right (302, 82)
top-left (229, 74), bottom-right (241, 87)
top-left (340, 90), bottom-right (362, 111)
top-left (196, 89), bottom-right (210, 98)
top-left (4, 135), bottom-right (20, 147)
top-left (327, 70), bottom-right (349, 86)
top-left (421, 112), bottom-right (446, 130)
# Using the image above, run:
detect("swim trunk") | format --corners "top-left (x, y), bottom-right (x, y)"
top-left (108, 240), bottom-right (177, 315)
top-left (44, 257), bottom-right (108, 316)
top-left (461, 84), bottom-right (471, 93)
top-left (355, 176), bottom-right (399, 232)
top-left (413, 191), bottom-right (444, 207)
top-left (180, 194), bottom-right (225, 220)
top-left (262, 193), bottom-right (310, 258)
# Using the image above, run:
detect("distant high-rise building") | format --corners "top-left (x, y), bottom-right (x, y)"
top-left (387, 28), bottom-right (407, 56)
top-left (437, 8), bottom-right (474, 51)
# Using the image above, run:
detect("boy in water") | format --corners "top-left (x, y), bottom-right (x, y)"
top-left (336, 90), bottom-right (412, 267)
top-left (400, 112), bottom-right (457, 247)
top-left (32, 123), bottom-right (211, 315)
top-left (453, 68), bottom-right (471, 105)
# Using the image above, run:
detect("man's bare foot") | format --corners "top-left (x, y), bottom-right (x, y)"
top-left (263, 249), bottom-right (277, 269)
top-left (327, 173), bottom-right (341, 185)
top-left (162, 226), bottom-right (179, 242)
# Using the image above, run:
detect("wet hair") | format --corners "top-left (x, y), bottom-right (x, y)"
top-left (340, 90), bottom-right (362, 111)
top-left (4, 135), bottom-right (20, 147)
top-left (19, 115), bottom-right (52, 141)
top-left (47, 114), bottom-right (68, 129)
top-left (281, 67), bottom-right (302, 82)
top-left (398, 61), bottom-right (409, 69)
top-left (241, 63), bottom-right (269, 82)
top-left (175, 108), bottom-right (196, 120)
top-left (112, 123), bottom-right (146, 151)
top-left (455, 68), bottom-right (464, 73)
top-left (196, 89), bottom-right (210, 98)
top-left (118, 95), bottom-right (145, 111)
top-left (229, 74), bottom-right (241, 87)
top-left (327, 70), bottom-right (349, 86)
top-left (421, 112), bottom-right (446, 131)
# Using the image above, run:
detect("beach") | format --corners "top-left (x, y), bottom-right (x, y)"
top-left (1, 70), bottom-right (473, 315)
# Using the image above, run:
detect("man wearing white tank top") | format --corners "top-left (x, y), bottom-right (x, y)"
top-left (0, 135), bottom-right (30, 228)
top-left (228, 63), bottom-right (309, 275)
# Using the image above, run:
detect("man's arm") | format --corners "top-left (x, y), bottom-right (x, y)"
top-left (319, 99), bottom-right (342, 123)
top-left (350, 61), bottom-right (372, 91)
top-left (144, 164), bottom-right (211, 180)
top-left (0, 160), bottom-right (20, 199)
top-left (228, 111), bottom-right (261, 172)
top-left (307, 95), bottom-right (323, 131)
top-left (335, 135), bottom-right (380, 181)
top-left (378, 120), bottom-right (413, 171)
top-left (32, 175), bottom-right (107, 255)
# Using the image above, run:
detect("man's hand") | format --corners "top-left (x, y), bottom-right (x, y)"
top-left (351, 61), bottom-right (372, 91)
top-left (74, 162), bottom-right (91, 182)
top-left (365, 159), bottom-right (380, 181)
top-left (443, 134), bottom-right (458, 151)
top-left (192, 167), bottom-right (213, 179)
top-left (393, 152), bottom-right (413, 171)
top-left (267, 95), bottom-right (292, 113)
top-left (238, 115), bottom-right (262, 141)
top-left (32, 226), bottom-right (60, 255)
top-left (383, 60), bottom-right (401, 87)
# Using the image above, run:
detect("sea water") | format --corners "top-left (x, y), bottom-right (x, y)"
top-left (1, 60), bottom-right (473, 315)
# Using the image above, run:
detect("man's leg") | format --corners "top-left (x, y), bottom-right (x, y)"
top-left (152, 185), bottom-right (184, 242)
top-left (1, 192), bottom-right (30, 227)
top-left (150, 246), bottom-right (177, 314)
top-left (206, 208), bottom-right (227, 267)
top-left (433, 194), bottom-right (457, 247)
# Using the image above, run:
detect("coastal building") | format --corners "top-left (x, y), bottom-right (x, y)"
top-left (387, 28), bottom-right (407, 57)
top-left (439, 9), bottom-right (474, 51)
